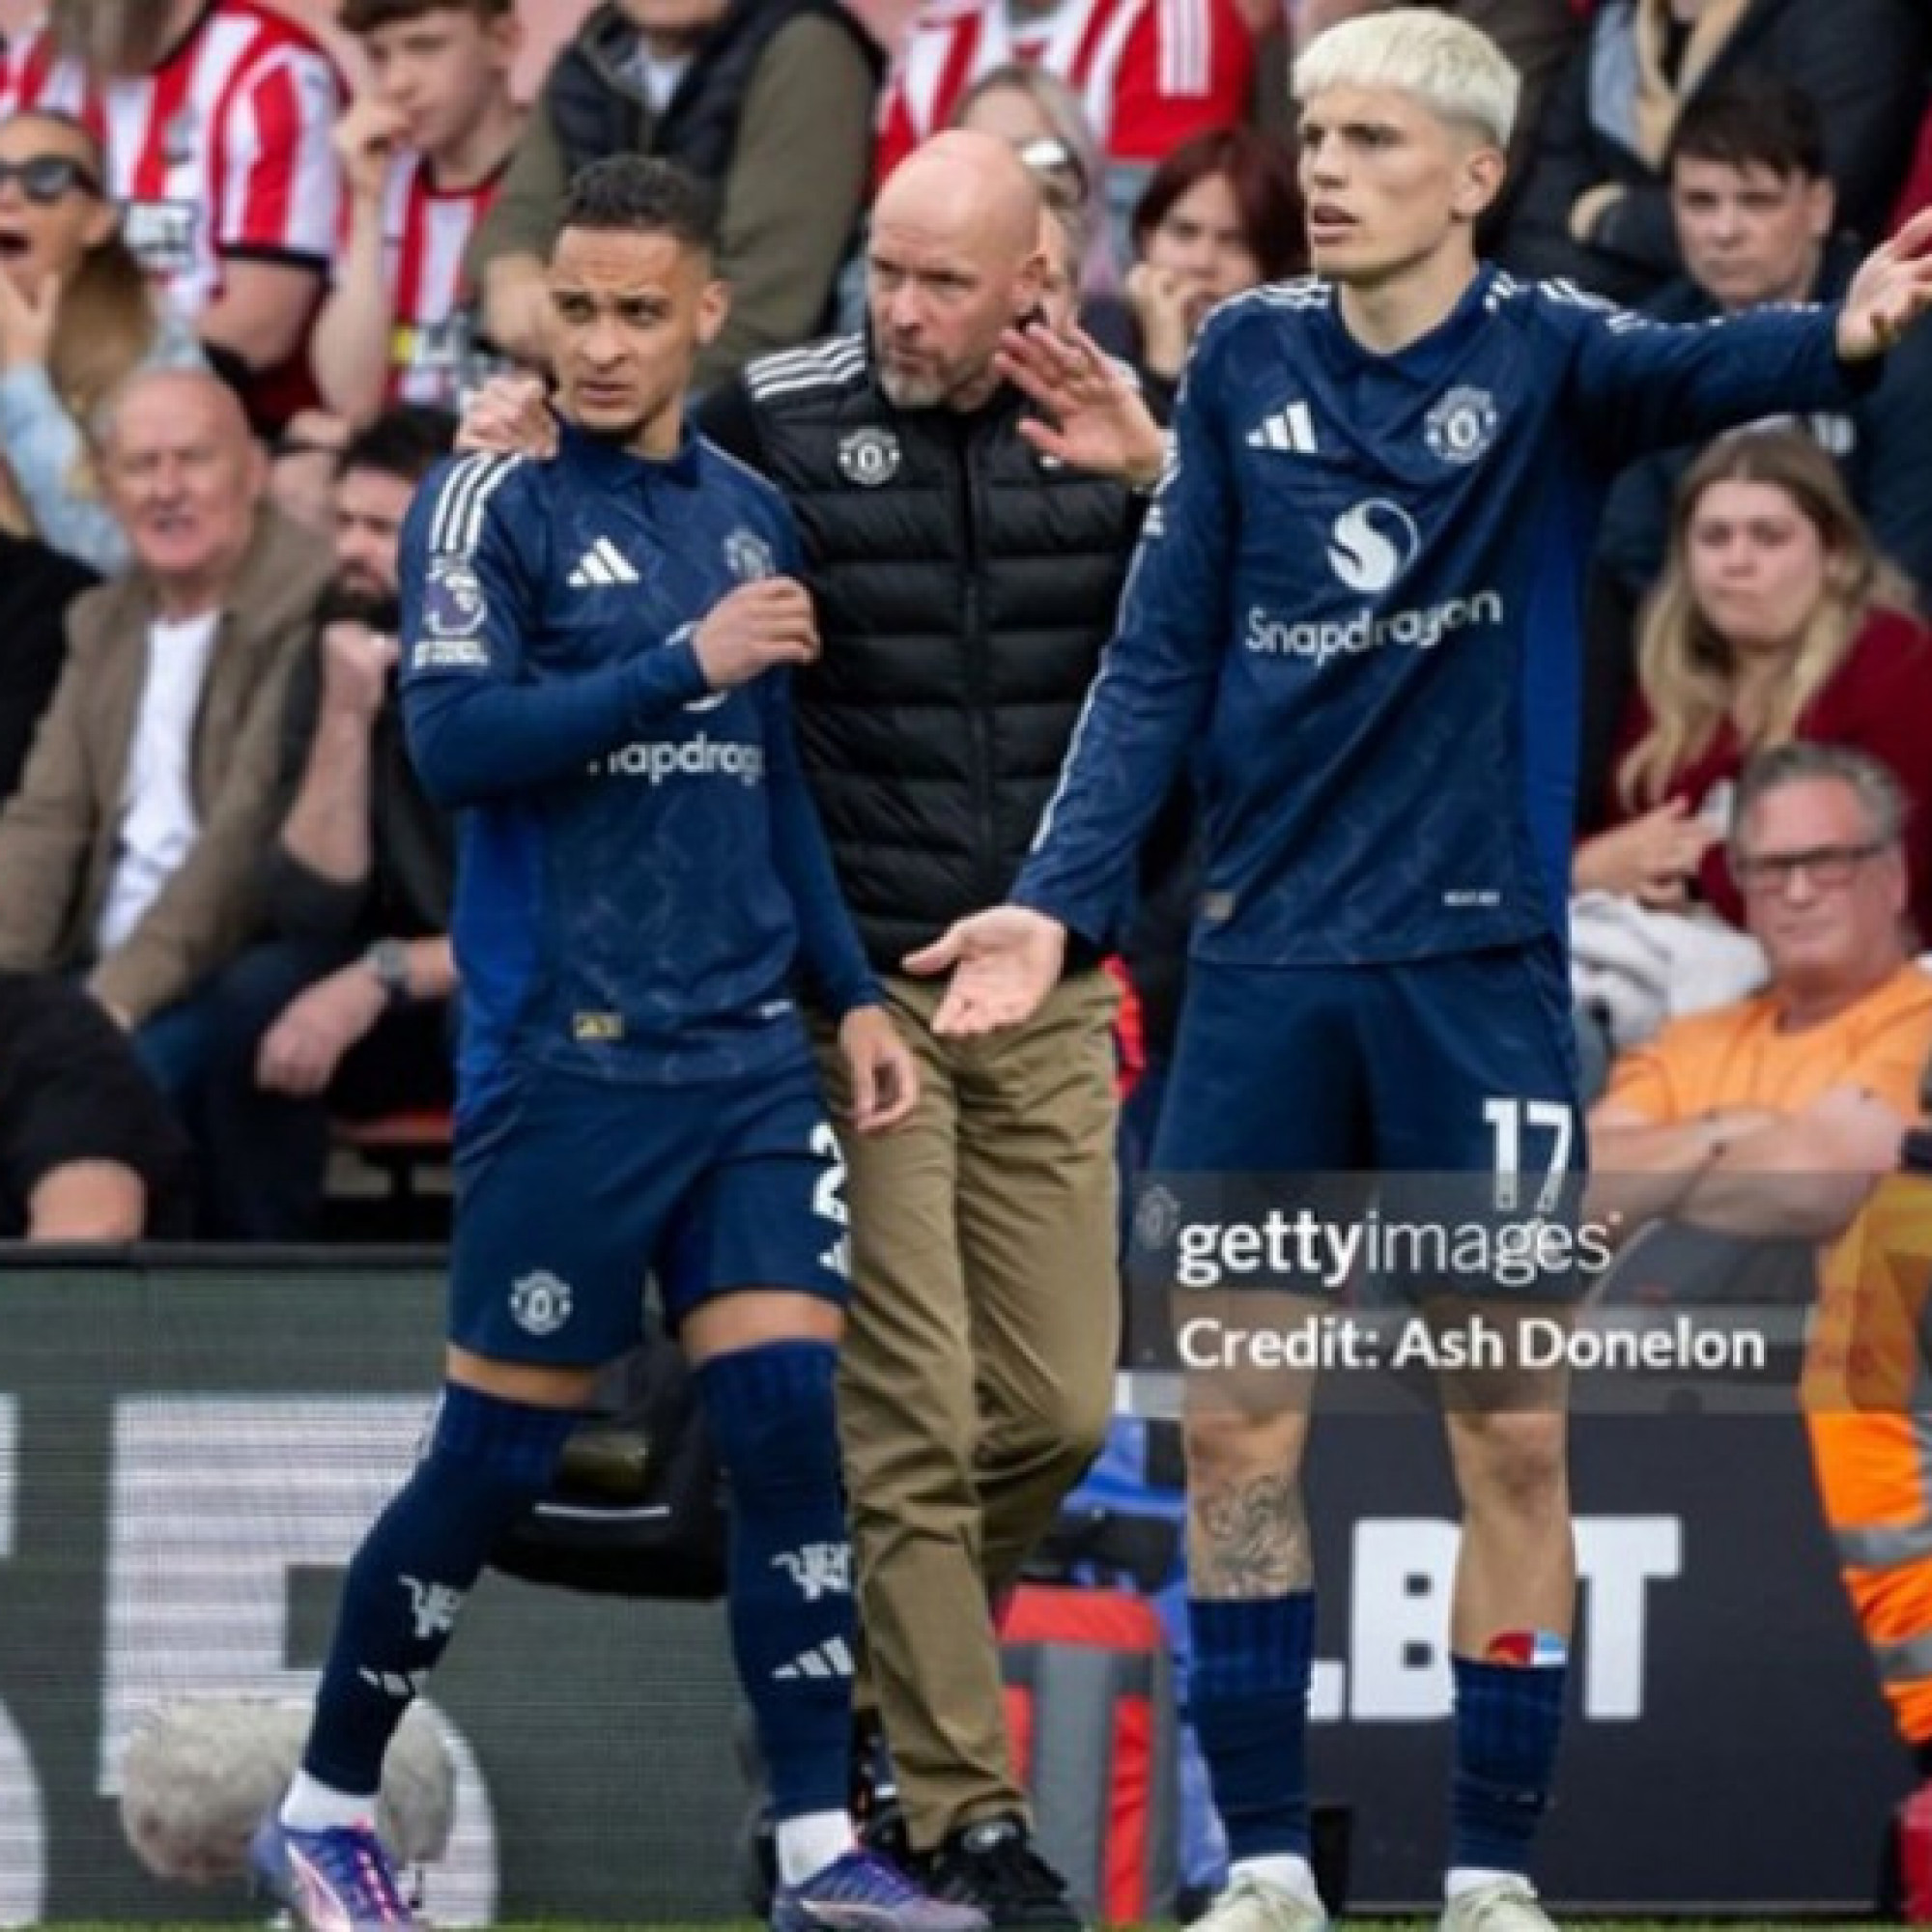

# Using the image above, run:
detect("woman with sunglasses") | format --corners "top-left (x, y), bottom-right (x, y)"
top-left (0, 107), bottom-right (202, 573)
top-left (1578, 427), bottom-right (1932, 939)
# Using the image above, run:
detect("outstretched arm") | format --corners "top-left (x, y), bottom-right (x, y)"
top-left (904, 904), bottom-right (1070, 1037)
top-left (1004, 318), bottom-right (1241, 944)
top-left (1571, 212), bottom-right (1932, 469)
top-left (908, 314), bottom-right (1245, 1034)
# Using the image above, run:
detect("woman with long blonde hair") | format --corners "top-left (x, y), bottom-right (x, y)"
top-left (0, 105), bottom-right (202, 572)
top-left (1576, 426), bottom-right (1932, 933)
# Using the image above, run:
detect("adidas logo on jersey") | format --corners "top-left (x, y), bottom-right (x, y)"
top-left (567, 537), bottom-right (641, 587)
top-left (356, 1665), bottom-right (428, 1700)
top-left (774, 1636), bottom-right (854, 1681)
top-left (1245, 401), bottom-right (1318, 454)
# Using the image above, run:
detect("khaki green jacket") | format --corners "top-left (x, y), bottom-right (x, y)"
top-left (469, 9), bottom-right (876, 388)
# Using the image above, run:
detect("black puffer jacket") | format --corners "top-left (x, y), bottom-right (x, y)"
top-left (700, 336), bottom-right (1142, 972)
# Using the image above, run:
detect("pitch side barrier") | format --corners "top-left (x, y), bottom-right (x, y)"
top-left (0, 1246), bottom-right (1909, 1921)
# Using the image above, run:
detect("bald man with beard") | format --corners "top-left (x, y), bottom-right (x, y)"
top-left (695, 129), bottom-right (1152, 1924)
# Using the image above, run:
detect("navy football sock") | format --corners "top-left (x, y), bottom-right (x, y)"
top-left (302, 1384), bottom-right (576, 1796)
top-left (697, 1340), bottom-right (852, 1822)
top-left (1449, 1651), bottom-right (1568, 1871)
top-left (1190, 1593), bottom-right (1316, 1860)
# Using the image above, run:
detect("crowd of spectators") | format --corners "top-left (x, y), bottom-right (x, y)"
top-left (1572, 426), bottom-right (1932, 1080)
top-left (0, 0), bottom-right (1922, 1229)
top-left (0, 0), bottom-right (1930, 1908)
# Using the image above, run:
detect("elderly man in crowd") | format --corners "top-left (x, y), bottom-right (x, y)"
top-left (0, 365), bottom-right (331, 1105)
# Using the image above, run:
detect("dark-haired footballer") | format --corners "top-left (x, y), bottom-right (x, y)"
top-left (250, 154), bottom-right (981, 1932)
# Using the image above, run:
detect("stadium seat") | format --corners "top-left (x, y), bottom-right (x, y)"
top-left (328, 1108), bottom-right (453, 1239)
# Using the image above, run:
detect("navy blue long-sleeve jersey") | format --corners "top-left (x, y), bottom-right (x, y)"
top-left (399, 421), bottom-right (878, 1091)
top-left (1014, 268), bottom-right (1873, 964)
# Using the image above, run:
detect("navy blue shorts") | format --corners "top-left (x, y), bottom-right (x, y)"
top-left (1148, 943), bottom-right (1584, 1299)
top-left (448, 1060), bottom-right (849, 1366)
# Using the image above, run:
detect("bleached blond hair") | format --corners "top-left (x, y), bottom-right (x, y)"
top-left (1293, 8), bottom-right (1520, 152)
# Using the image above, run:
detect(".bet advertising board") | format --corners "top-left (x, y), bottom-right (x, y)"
top-left (0, 1255), bottom-right (1908, 1920)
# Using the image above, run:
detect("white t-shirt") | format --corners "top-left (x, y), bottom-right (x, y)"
top-left (96, 611), bottom-right (222, 957)
top-left (624, 43), bottom-right (692, 114)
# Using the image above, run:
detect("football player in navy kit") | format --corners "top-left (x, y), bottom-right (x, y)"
top-left (910, 12), bottom-right (1932, 1931)
top-left (249, 155), bottom-right (983, 1932)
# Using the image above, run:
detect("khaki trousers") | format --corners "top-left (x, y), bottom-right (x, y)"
top-left (816, 969), bottom-right (1121, 1849)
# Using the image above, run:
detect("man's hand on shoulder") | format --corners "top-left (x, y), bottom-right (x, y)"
top-left (693, 578), bottom-right (819, 689)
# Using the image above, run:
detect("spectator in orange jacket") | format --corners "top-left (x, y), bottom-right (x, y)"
top-left (1590, 740), bottom-right (1932, 1795)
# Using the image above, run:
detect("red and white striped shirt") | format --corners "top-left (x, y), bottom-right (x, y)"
top-left (371, 150), bottom-right (505, 409)
top-left (875, 0), bottom-right (1255, 177)
top-left (1, 0), bottom-right (343, 322)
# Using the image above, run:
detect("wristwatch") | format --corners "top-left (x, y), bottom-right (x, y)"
top-left (362, 938), bottom-right (412, 1006)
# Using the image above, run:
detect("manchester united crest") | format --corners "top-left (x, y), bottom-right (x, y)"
top-left (1424, 385), bottom-right (1499, 466)
top-left (837, 426), bottom-right (901, 488)
top-left (724, 526), bottom-right (777, 582)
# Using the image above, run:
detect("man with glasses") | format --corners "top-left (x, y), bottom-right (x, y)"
top-left (1589, 740), bottom-right (1931, 1215)
top-left (1589, 742), bottom-right (1932, 1847)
